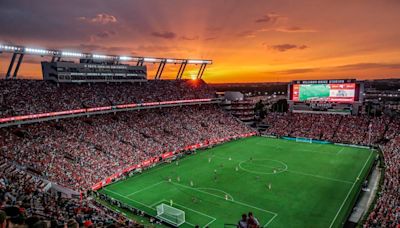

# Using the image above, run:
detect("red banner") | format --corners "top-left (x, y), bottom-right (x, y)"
top-left (0, 99), bottom-right (214, 124)
top-left (91, 131), bottom-right (258, 191)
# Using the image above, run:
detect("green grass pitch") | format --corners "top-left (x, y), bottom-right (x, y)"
top-left (99, 137), bottom-right (376, 228)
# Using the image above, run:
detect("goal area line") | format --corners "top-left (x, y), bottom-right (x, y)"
top-left (104, 180), bottom-right (278, 227)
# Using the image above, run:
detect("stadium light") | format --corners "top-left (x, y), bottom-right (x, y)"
top-left (143, 57), bottom-right (158, 62)
top-left (25, 48), bottom-right (50, 55)
top-left (93, 54), bottom-right (112, 59)
top-left (0, 45), bottom-right (20, 51)
top-left (187, 60), bottom-right (205, 64)
top-left (61, 51), bottom-right (84, 58)
top-left (119, 56), bottom-right (133, 61)
top-left (166, 59), bottom-right (177, 63)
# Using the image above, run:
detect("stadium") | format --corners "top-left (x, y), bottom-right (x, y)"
top-left (1, 1), bottom-right (400, 228)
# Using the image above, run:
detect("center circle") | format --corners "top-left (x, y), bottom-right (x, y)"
top-left (238, 159), bottom-right (288, 175)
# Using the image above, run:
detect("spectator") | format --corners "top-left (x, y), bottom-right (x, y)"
top-left (238, 214), bottom-right (247, 228)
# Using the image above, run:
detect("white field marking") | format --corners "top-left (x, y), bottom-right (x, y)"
top-left (328, 150), bottom-right (373, 228)
top-left (263, 213), bottom-right (278, 228)
top-left (103, 188), bottom-right (155, 211)
top-left (196, 187), bottom-right (234, 201)
top-left (287, 169), bottom-right (353, 184)
top-left (336, 148), bottom-right (345, 154)
top-left (156, 214), bottom-right (196, 227)
top-left (104, 190), bottom-right (197, 227)
top-left (238, 159), bottom-right (288, 175)
top-left (156, 199), bottom-right (215, 228)
top-left (127, 181), bottom-right (165, 196)
top-left (170, 181), bottom-right (278, 217)
top-left (109, 155), bottom-right (193, 188)
top-left (213, 155), bottom-right (353, 184)
top-left (150, 198), bottom-right (167, 208)
top-left (297, 149), bottom-right (338, 155)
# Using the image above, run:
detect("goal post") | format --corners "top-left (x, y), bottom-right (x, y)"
top-left (295, 137), bottom-right (312, 143)
top-left (156, 203), bottom-right (185, 227)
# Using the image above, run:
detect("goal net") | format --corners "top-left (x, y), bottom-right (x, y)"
top-left (156, 203), bottom-right (185, 227)
top-left (295, 137), bottom-right (312, 143)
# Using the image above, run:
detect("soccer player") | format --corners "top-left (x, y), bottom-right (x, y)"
top-left (268, 183), bottom-right (272, 190)
top-left (177, 176), bottom-right (180, 182)
top-left (190, 180), bottom-right (194, 187)
top-left (208, 157), bottom-right (212, 163)
top-left (170, 199), bottom-right (173, 206)
top-left (176, 161), bottom-right (179, 166)
top-left (235, 166), bottom-right (239, 171)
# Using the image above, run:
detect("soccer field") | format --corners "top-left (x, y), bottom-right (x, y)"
top-left (99, 137), bottom-right (375, 228)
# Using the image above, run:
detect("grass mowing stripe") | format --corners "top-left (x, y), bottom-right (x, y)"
top-left (170, 181), bottom-right (278, 216)
top-left (328, 150), bottom-right (373, 228)
top-left (287, 169), bottom-right (353, 184)
top-left (127, 181), bottom-right (165, 196)
top-left (103, 188), bottom-right (155, 211)
top-left (214, 154), bottom-right (354, 184)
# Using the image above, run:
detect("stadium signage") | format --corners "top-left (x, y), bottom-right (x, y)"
top-left (91, 132), bottom-right (257, 191)
top-left (293, 79), bottom-right (355, 84)
top-left (0, 98), bottom-right (214, 124)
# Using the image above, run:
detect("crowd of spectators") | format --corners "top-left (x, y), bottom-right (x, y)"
top-left (264, 113), bottom-right (400, 227)
top-left (0, 79), bottom-right (214, 118)
top-left (0, 159), bottom-right (144, 227)
top-left (364, 130), bottom-right (400, 228)
top-left (0, 105), bottom-right (254, 191)
top-left (263, 113), bottom-right (393, 145)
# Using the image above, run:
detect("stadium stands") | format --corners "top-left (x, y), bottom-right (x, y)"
top-left (0, 159), bottom-right (139, 227)
top-left (0, 79), bottom-right (214, 118)
top-left (0, 105), bottom-right (254, 191)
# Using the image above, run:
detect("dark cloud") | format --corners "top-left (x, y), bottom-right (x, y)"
top-left (89, 30), bottom-right (117, 42)
top-left (180, 36), bottom-right (199, 41)
top-left (237, 30), bottom-right (256, 38)
top-left (66, 44), bottom-right (132, 54)
top-left (272, 68), bottom-right (319, 74)
top-left (255, 13), bottom-right (285, 23)
top-left (151, 31), bottom-right (177, 39)
top-left (335, 63), bottom-right (400, 70)
top-left (274, 26), bottom-right (317, 33)
top-left (266, 43), bottom-right (308, 52)
top-left (204, 37), bottom-right (218, 41)
top-left (77, 13), bottom-right (118, 24)
top-left (134, 45), bottom-right (175, 53)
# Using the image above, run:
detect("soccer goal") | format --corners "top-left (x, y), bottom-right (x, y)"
top-left (295, 137), bottom-right (312, 143)
top-left (156, 203), bottom-right (185, 227)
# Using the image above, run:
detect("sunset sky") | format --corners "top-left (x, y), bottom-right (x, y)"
top-left (1, 0), bottom-right (400, 83)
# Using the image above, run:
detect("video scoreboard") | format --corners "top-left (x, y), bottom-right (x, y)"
top-left (289, 79), bottom-right (360, 103)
